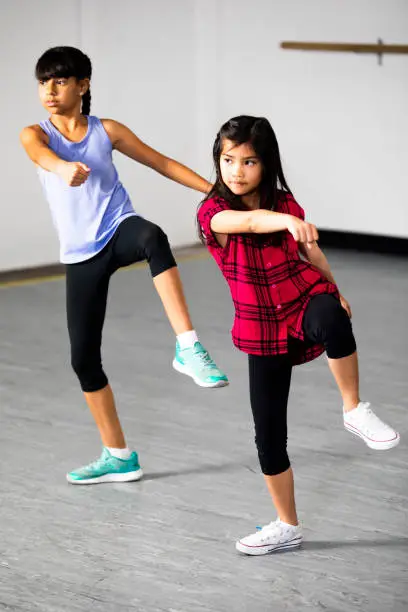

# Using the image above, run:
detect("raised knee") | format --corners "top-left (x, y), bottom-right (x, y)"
top-left (323, 301), bottom-right (351, 337)
top-left (143, 224), bottom-right (168, 250)
top-left (316, 298), bottom-right (356, 358)
top-left (142, 223), bottom-right (175, 276)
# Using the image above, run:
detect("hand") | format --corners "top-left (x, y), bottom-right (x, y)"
top-left (339, 294), bottom-right (352, 318)
top-left (58, 161), bottom-right (90, 186)
top-left (286, 215), bottom-right (319, 249)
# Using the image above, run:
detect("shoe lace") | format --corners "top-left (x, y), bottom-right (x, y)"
top-left (193, 347), bottom-right (218, 370)
top-left (358, 403), bottom-right (388, 433)
top-left (255, 522), bottom-right (282, 542)
top-left (82, 455), bottom-right (107, 473)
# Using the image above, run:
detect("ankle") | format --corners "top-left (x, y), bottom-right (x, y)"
top-left (106, 446), bottom-right (132, 460)
top-left (177, 329), bottom-right (199, 349)
top-left (343, 398), bottom-right (361, 412)
top-left (278, 515), bottom-right (298, 527)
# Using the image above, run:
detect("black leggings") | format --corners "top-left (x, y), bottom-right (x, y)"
top-left (66, 216), bottom-right (177, 392)
top-left (248, 294), bottom-right (357, 476)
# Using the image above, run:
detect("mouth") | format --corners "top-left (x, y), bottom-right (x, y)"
top-left (230, 181), bottom-right (247, 187)
top-left (45, 100), bottom-right (58, 107)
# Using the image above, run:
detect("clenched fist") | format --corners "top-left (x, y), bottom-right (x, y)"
top-left (58, 161), bottom-right (90, 186)
top-left (286, 216), bottom-right (319, 249)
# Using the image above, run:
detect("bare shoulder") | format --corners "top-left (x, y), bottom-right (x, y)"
top-left (100, 118), bottom-right (130, 133)
top-left (100, 118), bottom-right (118, 131)
top-left (100, 118), bottom-right (126, 146)
top-left (100, 119), bottom-right (145, 154)
top-left (20, 124), bottom-right (49, 145)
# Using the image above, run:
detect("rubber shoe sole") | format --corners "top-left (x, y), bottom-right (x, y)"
top-left (344, 423), bottom-right (400, 450)
top-left (67, 467), bottom-right (144, 485)
top-left (236, 535), bottom-right (303, 556)
top-left (172, 358), bottom-right (229, 388)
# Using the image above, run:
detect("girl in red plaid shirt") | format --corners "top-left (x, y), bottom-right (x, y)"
top-left (198, 115), bottom-right (400, 556)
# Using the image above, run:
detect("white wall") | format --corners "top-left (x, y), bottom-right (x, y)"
top-left (1, 0), bottom-right (407, 272)
top-left (81, 0), bottom-right (200, 247)
top-left (0, 0), bottom-right (82, 271)
top-left (213, 0), bottom-right (408, 238)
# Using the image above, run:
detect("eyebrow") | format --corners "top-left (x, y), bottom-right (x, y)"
top-left (222, 153), bottom-right (259, 160)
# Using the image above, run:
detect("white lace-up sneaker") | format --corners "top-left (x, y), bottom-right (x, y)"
top-left (344, 402), bottom-right (400, 450)
top-left (236, 519), bottom-right (303, 556)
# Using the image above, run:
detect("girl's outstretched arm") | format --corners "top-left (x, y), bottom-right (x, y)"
top-left (211, 209), bottom-right (318, 244)
top-left (20, 125), bottom-right (90, 186)
top-left (102, 119), bottom-right (211, 194)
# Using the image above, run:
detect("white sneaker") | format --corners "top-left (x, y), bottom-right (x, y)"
top-left (344, 401), bottom-right (400, 450)
top-left (236, 519), bottom-right (303, 556)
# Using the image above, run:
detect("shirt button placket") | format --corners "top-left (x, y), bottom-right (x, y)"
top-left (271, 281), bottom-right (281, 309)
top-left (266, 260), bottom-right (281, 310)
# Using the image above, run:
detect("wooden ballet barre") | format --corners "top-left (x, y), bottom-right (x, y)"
top-left (281, 41), bottom-right (408, 54)
top-left (281, 41), bottom-right (408, 65)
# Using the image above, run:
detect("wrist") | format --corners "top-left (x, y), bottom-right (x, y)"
top-left (55, 159), bottom-right (67, 176)
top-left (282, 213), bottom-right (292, 230)
top-left (199, 180), bottom-right (212, 194)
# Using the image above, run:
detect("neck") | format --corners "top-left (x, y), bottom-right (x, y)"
top-left (241, 190), bottom-right (261, 210)
top-left (50, 108), bottom-right (86, 133)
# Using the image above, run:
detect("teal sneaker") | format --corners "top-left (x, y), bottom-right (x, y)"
top-left (172, 341), bottom-right (229, 388)
top-left (66, 448), bottom-right (143, 485)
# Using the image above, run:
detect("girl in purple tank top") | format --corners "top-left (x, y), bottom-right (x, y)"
top-left (20, 46), bottom-right (228, 485)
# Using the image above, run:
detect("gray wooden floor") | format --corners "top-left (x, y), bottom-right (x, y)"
top-left (0, 248), bottom-right (407, 612)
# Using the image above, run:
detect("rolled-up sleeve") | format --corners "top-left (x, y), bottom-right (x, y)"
top-left (198, 197), bottom-right (230, 248)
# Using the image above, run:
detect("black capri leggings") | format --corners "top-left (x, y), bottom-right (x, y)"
top-left (66, 216), bottom-right (177, 392)
top-left (248, 294), bottom-right (356, 476)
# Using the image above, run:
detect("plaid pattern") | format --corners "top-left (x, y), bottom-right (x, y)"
top-left (198, 193), bottom-right (339, 365)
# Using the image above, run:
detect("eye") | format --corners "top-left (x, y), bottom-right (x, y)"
top-left (245, 160), bottom-right (257, 166)
top-left (222, 157), bottom-right (232, 164)
top-left (56, 79), bottom-right (66, 85)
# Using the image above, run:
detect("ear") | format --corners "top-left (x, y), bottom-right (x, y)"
top-left (78, 78), bottom-right (90, 96)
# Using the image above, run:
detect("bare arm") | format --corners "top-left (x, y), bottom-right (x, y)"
top-left (20, 125), bottom-right (64, 174)
top-left (299, 242), bottom-right (352, 316)
top-left (298, 241), bottom-right (336, 283)
top-left (211, 209), bottom-right (318, 245)
top-left (102, 119), bottom-right (211, 194)
top-left (20, 125), bottom-right (90, 186)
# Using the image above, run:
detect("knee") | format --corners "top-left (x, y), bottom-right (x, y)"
top-left (255, 433), bottom-right (290, 476)
top-left (317, 298), bottom-right (356, 358)
top-left (143, 223), bottom-right (169, 254)
top-left (323, 303), bottom-right (349, 334)
top-left (71, 353), bottom-right (107, 392)
top-left (142, 223), bottom-right (176, 276)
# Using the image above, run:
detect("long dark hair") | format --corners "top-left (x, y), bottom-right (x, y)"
top-left (198, 115), bottom-right (292, 241)
top-left (35, 46), bottom-right (92, 115)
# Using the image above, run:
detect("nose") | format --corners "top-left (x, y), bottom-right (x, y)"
top-left (45, 80), bottom-right (56, 95)
top-left (232, 163), bottom-right (243, 178)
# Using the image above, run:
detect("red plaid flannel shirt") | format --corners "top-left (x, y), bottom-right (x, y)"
top-left (198, 193), bottom-right (339, 365)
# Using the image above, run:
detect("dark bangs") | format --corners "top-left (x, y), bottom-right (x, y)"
top-left (35, 47), bottom-right (91, 81)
